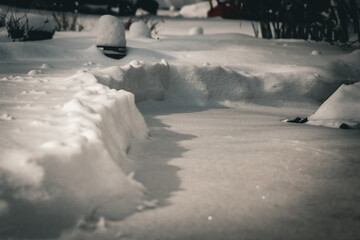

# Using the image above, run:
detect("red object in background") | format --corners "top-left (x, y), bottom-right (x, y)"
top-left (207, 1), bottom-right (241, 19)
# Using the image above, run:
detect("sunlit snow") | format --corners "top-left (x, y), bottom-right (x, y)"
top-left (0, 5), bottom-right (359, 240)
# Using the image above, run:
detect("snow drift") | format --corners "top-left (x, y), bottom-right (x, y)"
top-left (308, 82), bottom-right (360, 129)
top-left (87, 60), bottom-right (357, 107)
top-left (0, 73), bottom-right (148, 237)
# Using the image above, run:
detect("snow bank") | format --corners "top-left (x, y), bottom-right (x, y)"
top-left (92, 59), bottom-right (170, 102)
top-left (84, 60), bottom-right (353, 107)
top-left (308, 82), bottom-right (360, 129)
top-left (96, 15), bottom-right (126, 47)
top-left (0, 73), bottom-right (148, 237)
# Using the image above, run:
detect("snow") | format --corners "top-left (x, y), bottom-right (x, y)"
top-left (129, 21), bottom-right (151, 38)
top-left (188, 26), bottom-right (204, 35)
top-left (179, 0), bottom-right (216, 18)
top-left (96, 15), bottom-right (126, 47)
top-left (0, 8), bottom-right (360, 240)
top-left (308, 82), bottom-right (360, 129)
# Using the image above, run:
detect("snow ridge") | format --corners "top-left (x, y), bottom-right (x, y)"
top-left (90, 60), bottom-right (356, 107)
top-left (0, 74), bottom-right (148, 237)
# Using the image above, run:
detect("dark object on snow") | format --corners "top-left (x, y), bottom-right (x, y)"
top-left (96, 45), bottom-right (126, 59)
top-left (339, 123), bottom-right (351, 129)
top-left (299, 117), bottom-right (308, 124)
top-left (208, 0), bottom-right (242, 19)
top-left (286, 117), bottom-right (301, 123)
top-left (286, 117), bottom-right (308, 124)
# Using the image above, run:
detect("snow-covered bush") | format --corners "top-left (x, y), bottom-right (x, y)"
top-left (96, 15), bottom-right (126, 47)
top-left (129, 21), bottom-right (151, 38)
top-left (5, 12), bottom-right (56, 41)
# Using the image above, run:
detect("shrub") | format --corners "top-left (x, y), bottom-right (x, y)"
top-left (5, 11), bottom-right (56, 41)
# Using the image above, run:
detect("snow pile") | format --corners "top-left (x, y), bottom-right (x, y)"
top-left (129, 21), bottom-right (151, 38)
top-left (180, 1), bottom-right (216, 18)
top-left (92, 59), bottom-right (170, 102)
top-left (96, 15), bottom-right (126, 46)
top-left (82, 60), bottom-right (351, 107)
top-left (188, 26), bottom-right (204, 35)
top-left (308, 82), bottom-right (360, 129)
top-left (0, 73), bottom-right (148, 237)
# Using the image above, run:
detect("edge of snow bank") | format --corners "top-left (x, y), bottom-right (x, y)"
top-left (0, 73), bottom-right (148, 237)
top-left (90, 60), bottom-right (356, 107)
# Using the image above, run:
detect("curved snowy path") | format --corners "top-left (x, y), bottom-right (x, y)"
top-left (118, 104), bottom-right (360, 240)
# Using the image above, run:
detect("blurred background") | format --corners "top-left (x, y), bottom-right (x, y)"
top-left (0, 0), bottom-right (359, 44)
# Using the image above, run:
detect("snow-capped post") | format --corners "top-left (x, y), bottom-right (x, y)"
top-left (96, 15), bottom-right (126, 59)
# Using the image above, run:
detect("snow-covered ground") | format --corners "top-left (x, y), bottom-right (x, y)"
top-left (0, 7), bottom-right (360, 240)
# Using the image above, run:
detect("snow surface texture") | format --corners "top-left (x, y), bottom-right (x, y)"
top-left (129, 21), bottom-right (151, 38)
top-left (308, 82), bottom-right (360, 128)
top-left (96, 15), bottom-right (126, 46)
top-left (188, 26), bottom-right (203, 35)
top-left (0, 73), bottom-right (148, 237)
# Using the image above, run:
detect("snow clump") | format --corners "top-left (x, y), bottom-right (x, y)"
top-left (129, 21), bottom-right (151, 38)
top-left (188, 26), bottom-right (204, 35)
top-left (311, 50), bottom-right (322, 55)
top-left (96, 15), bottom-right (126, 47)
top-left (39, 63), bottom-right (53, 69)
top-left (308, 82), bottom-right (360, 129)
top-left (28, 69), bottom-right (44, 75)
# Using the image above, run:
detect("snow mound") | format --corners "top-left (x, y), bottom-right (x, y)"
top-left (129, 21), bottom-right (151, 38)
top-left (188, 26), bottom-right (204, 35)
top-left (86, 60), bottom-right (349, 107)
top-left (0, 73), bottom-right (148, 237)
top-left (308, 82), bottom-right (360, 129)
top-left (180, 1), bottom-right (216, 18)
top-left (92, 59), bottom-right (170, 102)
top-left (96, 15), bottom-right (126, 47)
